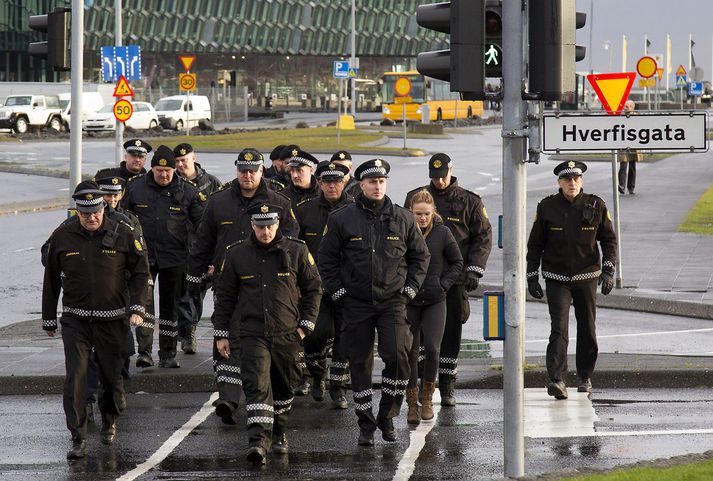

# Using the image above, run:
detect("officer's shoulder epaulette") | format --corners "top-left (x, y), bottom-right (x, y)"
top-left (226, 240), bottom-right (245, 250)
top-left (285, 235), bottom-right (306, 244)
top-left (210, 183), bottom-right (229, 196)
top-left (127, 173), bottom-right (145, 182)
top-left (269, 178), bottom-right (286, 190)
top-left (295, 197), bottom-right (315, 208)
top-left (180, 176), bottom-right (197, 186)
top-left (117, 219), bottom-right (135, 231)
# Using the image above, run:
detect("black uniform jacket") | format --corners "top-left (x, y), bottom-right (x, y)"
top-left (527, 190), bottom-right (617, 283)
top-left (122, 172), bottom-right (205, 269)
top-left (405, 177), bottom-right (492, 280)
top-left (410, 218), bottom-right (464, 307)
top-left (118, 160), bottom-right (146, 183)
top-left (294, 191), bottom-right (353, 263)
top-left (192, 163), bottom-right (222, 196)
top-left (42, 216), bottom-right (150, 331)
top-left (188, 178), bottom-right (298, 280)
top-left (271, 176), bottom-right (320, 206)
top-left (318, 194), bottom-right (430, 304)
top-left (212, 232), bottom-right (322, 338)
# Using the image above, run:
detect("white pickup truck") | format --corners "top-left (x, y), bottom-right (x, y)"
top-left (0, 94), bottom-right (63, 134)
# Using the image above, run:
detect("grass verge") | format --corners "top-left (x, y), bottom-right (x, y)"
top-left (567, 459), bottom-right (713, 481)
top-left (679, 185), bottom-right (713, 235)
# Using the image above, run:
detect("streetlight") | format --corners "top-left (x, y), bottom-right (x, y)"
top-left (603, 40), bottom-right (613, 72)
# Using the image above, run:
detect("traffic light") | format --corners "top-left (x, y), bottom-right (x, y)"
top-left (528, 0), bottom-right (586, 100)
top-left (28, 8), bottom-right (70, 71)
top-left (416, 0), bottom-right (486, 100)
top-left (484, 1), bottom-right (502, 78)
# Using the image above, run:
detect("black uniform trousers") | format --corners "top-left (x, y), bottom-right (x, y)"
top-left (60, 315), bottom-right (128, 441)
top-left (439, 283), bottom-right (470, 385)
top-left (177, 283), bottom-right (208, 339)
top-left (618, 160), bottom-right (636, 193)
top-left (136, 264), bottom-right (184, 360)
top-left (240, 333), bottom-right (302, 451)
top-left (303, 296), bottom-right (350, 390)
top-left (211, 291), bottom-right (243, 407)
top-left (545, 279), bottom-right (598, 382)
top-left (342, 295), bottom-right (412, 432)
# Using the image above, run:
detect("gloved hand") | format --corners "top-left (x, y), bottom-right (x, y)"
top-left (527, 277), bottom-right (544, 299)
top-left (599, 271), bottom-right (614, 295)
top-left (464, 271), bottom-right (480, 292)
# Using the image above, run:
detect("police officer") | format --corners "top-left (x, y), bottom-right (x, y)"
top-left (42, 182), bottom-right (149, 459)
top-left (187, 147), bottom-right (298, 425)
top-left (331, 150), bottom-right (361, 197)
top-left (404, 153), bottom-right (492, 406)
top-left (173, 143), bottom-right (222, 354)
top-left (275, 148), bottom-right (320, 205)
top-left (319, 159), bottom-right (430, 446)
top-left (526, 161), bottom-right (617, 399)
top-left (266, 144), bottom-right (298, 191)
top-left (213, 203), bottom-right (321, 466)
top-left (264, 144), bottom-right (290, 185)
top-left (122, 145), bottom-right (206, 368)
top-left (95, 168), bottom-right (144, 237)
top-left (294, 160), bottom-right (354, 408)
top-left (119, 138), bottom-right (152, 182)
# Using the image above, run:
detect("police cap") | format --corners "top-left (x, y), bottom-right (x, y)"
top-left (235, 148), bottom-right (264, 171)
top-left (173, 143), bottom-right (194, 158)
top-left (331, 150), bottom-right (352, 162)
top-left (315, 161), bottom-right (349, 181)
top-left (94, 168), bottom-right (126, 193)
top-left (354, 158), bottom-right (390, 181)
top-left (72, 180), bottom-right (106, 213)
top-left (124, 138), bottom-right (152, 156)
top-left (428, 153), bottom-right (452, 178)
top-left (248, 203), bottom-right (282, 226)
top-left (554, 160), bottom-right (587, 178)
top-left (270, 145), bottom-right (287, 161)
top-left (288, 149), bottom-right (319, 169)
top-left (280, 144), bottom-right (300, 161)
top-left (151, 145), bottom-right (176, 169)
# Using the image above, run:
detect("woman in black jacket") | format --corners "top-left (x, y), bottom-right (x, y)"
top-left (405, 189), bottom-right (463, 424)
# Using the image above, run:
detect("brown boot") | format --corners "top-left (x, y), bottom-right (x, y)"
top-left (421, 381), bottom-right (436, 421)
top-left (405, 387), bottom-right (420, 425)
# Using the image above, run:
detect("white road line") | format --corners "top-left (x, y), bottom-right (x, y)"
top-left (392, 391), bottom-right (442, 481)
top-left (592, 428), bottom-right (713, 437)
top-left (116, 391), bottom-right (218, 481)
top-left (525, 327), bottom-right (713, 344)
top-left (524, 388), bottom-right (598, 439)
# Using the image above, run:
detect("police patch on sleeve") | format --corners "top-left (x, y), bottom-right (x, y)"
top-left (482, 207), bottom-right (489, 219)
top-left (323, 224), bottom-right (328, 236)
top-left (290, 208), bottom-right (296, 220)
top-left (308, 252), bottom-right (315, 266)
top-left (134, 239), bottom-right (142, 252)
top-left (198, 192), bottom-right (207, 202)
top-left (607, 210), bottom-right (612, 221)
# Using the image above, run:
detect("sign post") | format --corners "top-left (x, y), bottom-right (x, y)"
top-left (636, 56), bottom-right (657, 110)
top-left (178, 55), bottom-right (196, 136)
top-left (393, 76), bottom-right (412, 150)
top-left (675, 65), bottom-right (687, 110)
top-left (333, 60), bottom-right (351, 144)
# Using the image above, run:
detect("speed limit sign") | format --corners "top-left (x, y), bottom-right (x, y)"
top-left (113, 99), bottom-right (133, 123)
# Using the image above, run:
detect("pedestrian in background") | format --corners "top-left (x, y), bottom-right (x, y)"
top-left (618, 100), bottom-right (641, 195)
top-left (527, 160), bottom-right (617, 400)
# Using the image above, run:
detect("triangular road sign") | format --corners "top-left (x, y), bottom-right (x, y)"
top-left (178, 54), bottom-right (196, 71)
top-left (676, 64), bottom-right (687, 76)
top-left (113, 75), bottom-right (134, 97)
top-left (348, 68), bottom-right (357, 78)
top-left (676, 76), bottom-right (687, 87)
top-left (587, 72), bottom-right (636, 116)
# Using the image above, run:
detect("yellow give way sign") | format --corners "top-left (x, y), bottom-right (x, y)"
top-left (179, 73), bottom-right (197, 92)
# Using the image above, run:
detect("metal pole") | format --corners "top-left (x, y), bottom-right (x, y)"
top-left (337, 79), bottom-right (342, 145)
top-left (114, 0), bottom-right (123, 167)
top-left (350, 0), bottom-right (356, 118)
top-left (243, 85), bottom-right (248, 122)
top-left (69, 0), bottom-right (84, 206)
top-left (186, 78), bottom-right (190, 136)
top-left (402, 103), bottom-right (407, 149)
top-left (502, 0), bottom-right (525, 476)
top-left (611, 151), bottom-right (623, 288)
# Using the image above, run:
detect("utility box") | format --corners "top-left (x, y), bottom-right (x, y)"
top-left (483, 291), bottom-right (505, 341)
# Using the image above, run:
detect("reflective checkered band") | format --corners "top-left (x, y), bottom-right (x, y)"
top-left (558, 168), bottom-right (583, 176)
top-left (247, 416), bottom-right (274, 424)
top-left (403, 285), bottom-right (417, 299)
top-left (251, 212), bottom-right (279, 221)
top-left (298, 361), bottom-right (307, 369)
top-left (542, 270), bottom-right (601, 283)
top-left (331, 288), bottom-right (346, 302)
top-left (439, 356), bottom-right (458, 376)
top-left (319, 170), bottom-right (345, 180)
top-left (246, 404), bottom-right (274, 412)
top-left (214, 329), bottom-right (230, 338)
top-left (602, 261), bottom-right (615, 270)
top-left (329, 374), bottom-right (350, 382)
top-left (358, 166), bottom-right (387, 179)
top-left (355, 401), bottom-right (372, 411)
top-left (353, 389), bottom-right (372, 398)
top-left (467, 265), bottom-right (485, 276)
top-left (74, 197), bottom-right (104, 207)
top-left (235, 159), bottom-right (262, 168)
top-left (275, 406), bottom-right (292, 415)
top-left (274, 398), bottom-right (294, 406)
top-left (63, 307), bottom-right (126, 318)
top-left (43, 319), bottom-right (57, 329)
top-left (159, 318), bottom-right (178, 327)
top-left (438, 368), bottom-right (458, 375)
top-left (527, 271), bottom-right (539, 279)
top-left (137, 320), bottom-right (154, 329)
top-left (299, 319), bottom-right (316, 332)
top-left (331, 362), bottom-right (349, 369)
top-left (290, 156), bottom-right (316, 168)
top-left (186, 274), bottom-right (202, 284)
top-left (382, 377), bottom-right (408, 397)
top-left (274, 398), bottom-right (293, 415)
top-left (159, 330), bottom-right (178, 337)
top-left (418, 354), bottom-right (425, 362)
top-left (216, 364), bottom-right (241, 374)
top-left (98, 182), bottom-right (122, 192)
top-left (216, 376), bottom-right (242, 385)
top-left (440, 357), bottom-right (458, 364)
top-left (306, 359), bottom-right (321, 368)
top-left (129, 305), bottom-right (145, 314)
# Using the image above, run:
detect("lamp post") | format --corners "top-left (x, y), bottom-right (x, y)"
top-left (603, 40), bottom-right (613, 72)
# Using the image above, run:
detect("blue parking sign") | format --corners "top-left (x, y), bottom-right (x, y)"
top-left (689, 81), bottom-right (703, 96)
top-left (333, 61), bottom-right (349, 78)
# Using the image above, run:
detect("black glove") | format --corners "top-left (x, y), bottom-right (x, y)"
top-left (599, 271), bottom-right (614, 295)
top-left (527, 277), bottom-right (544, 299)
top-left (464, 271), bottom-right (480, 292)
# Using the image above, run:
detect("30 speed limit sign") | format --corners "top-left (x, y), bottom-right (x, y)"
top-left (113, 99), bottom-right (133, 123)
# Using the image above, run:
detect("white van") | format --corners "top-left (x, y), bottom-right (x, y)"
top-left (154, 95), bottom-right (212, 130)
top-left (59, 92), bottom-right (105, 131)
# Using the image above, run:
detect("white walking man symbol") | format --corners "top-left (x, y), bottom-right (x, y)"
top-left (485, 44), bottom-right (499, 65)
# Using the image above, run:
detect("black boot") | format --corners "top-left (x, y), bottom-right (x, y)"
top-left (272, 432), bottom-right (289, 454)
top-left (101, 418), bottom-right (117, 445)
top-left (215, 400), bottom-right (238, 425)
top-left (311, 377), bottom-right (326, 402)
top-left (439, 376), bottom-right (456, 407)
top-left (66, 439), bottom-right (86, 459)
top-left (377, 414), bottom-right (397, 442)
top-left (246, 446), bottom-right (266, 466)
top-left (358, 428), bottom-right (375, 446)
top-left (329, 386), bottom-right (348, 409)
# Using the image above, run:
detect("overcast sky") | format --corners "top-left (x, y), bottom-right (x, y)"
top-left (576, 0), bottom-right (712, 85)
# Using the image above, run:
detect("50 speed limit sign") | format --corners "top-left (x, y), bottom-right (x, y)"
top-left (113, 99), bottom-right (133, 123)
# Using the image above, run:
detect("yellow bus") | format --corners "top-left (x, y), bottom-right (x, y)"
top-left (381, 71), bottom-right (484, 122)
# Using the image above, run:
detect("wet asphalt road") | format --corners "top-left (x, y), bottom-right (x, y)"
top-left (3, 388), bottom-right (713, 480)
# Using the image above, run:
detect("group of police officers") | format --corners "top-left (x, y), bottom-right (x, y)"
top-left (42, 136), bottom-right (616, 465)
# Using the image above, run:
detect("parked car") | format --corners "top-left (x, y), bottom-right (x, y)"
top-left (59, 92), bottom-right (105, 131)
top-left (154, 95), bottom-right (212, 130)
top-left (84, 101), bottom-right (159, 131)
top-left (0, 94), bottom-right (63, 134)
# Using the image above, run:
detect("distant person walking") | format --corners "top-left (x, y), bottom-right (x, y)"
top-left (618, 100), bottom-right (641, 195)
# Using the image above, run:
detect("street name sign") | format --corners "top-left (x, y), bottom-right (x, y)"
top-left (542, 112), bottom-right (708, 153)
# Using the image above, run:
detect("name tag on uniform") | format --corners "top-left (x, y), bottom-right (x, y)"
top-left (220, 221), bottom-right (233, 225)
top-left (240, 275), bottom-right (255, 280)
top-left (277, 272), bottom-right (291, 277)
top-left (135, 204), bottom-right (149, 208)
top-left (102, 249), bottom-right (117, 255)
top-left (169, 206), bottom-right (182, 212)
top-left (581, 226), bottom-right (595, 231)
top-left (305, 232), bottom-right (318, 236)
top-left (65, 251), bottom-right (79, 257)
top-left (386, 235), bottom-right (400, 241)
top-left (447, 216), bottom-right (461, 223)
top-left (550, 227), bottom-right (563, 231)
top-left (349, 236), bottom-right (362, 241)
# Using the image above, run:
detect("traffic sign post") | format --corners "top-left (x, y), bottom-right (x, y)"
top-left (178, 54), bottom-right (196, 136)
top-left (676, 65), bottom-right (688, 110)
top-left (394, 76), bottom-right (412, 149)
top-left (113, 99), bottom-right (133, 123)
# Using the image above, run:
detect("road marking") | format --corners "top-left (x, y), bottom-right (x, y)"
top-left (116, 391), bottom-right (218, 481)
top-left (524, 388), bottom-right (598, 439)
top-left (592, 428), bottom-right (713, 437)
top-left (526, 327), bottom-right (713, 344)
top-left (392, 391), bottom-right (441, 481)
